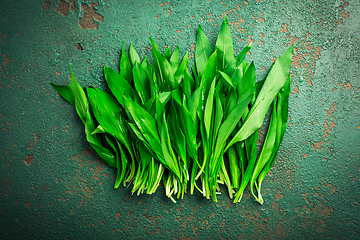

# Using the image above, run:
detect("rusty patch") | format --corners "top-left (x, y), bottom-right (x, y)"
top-left (43, 1), bottom-right (50, 10)
top-left (76, 43), bottom-right (83, 51)
top-left (343, 82), bottom-right (352, 90)
top-left (325, 102), bottom-right (337, 118)
top-left (68, 0), bottom-right (76, 11)
top-left (293, 85), bottom-right (299, 94)
top-left (246, 35), bottom-right (254, 45)
top-left (24, 202), bottom-right (31, 208)
top-left (280, 24), bottom-right (288, 33)
top-left (79, 3), bottom-right (104, 30)
top-left (24, 154), bottom-right (34, 165)
top-left (56, 1), bottom-right (69, 17)
top-left (2, 54), bottom-right (9, 66)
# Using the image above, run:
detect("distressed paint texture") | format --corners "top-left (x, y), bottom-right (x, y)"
top-left (0, 0), bottom-right (359, 239)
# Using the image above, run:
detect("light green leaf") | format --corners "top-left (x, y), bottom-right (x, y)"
top-left (195, 25), bottom-right (213, 77)
top-left (129, 42), bottom-right (141, 66)
top-left (50, 83), bottom-right (75, 106)
top-left (215, 15), bottom-right (234, 69)
top-left (227, 45), bottom-right (294, 149)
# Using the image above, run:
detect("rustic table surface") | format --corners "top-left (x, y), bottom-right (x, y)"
top-left (1, 0), bottom-right (359, 239)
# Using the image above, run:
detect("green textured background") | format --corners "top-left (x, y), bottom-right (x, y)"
top-left (1, 0), bottom-right (359, 239)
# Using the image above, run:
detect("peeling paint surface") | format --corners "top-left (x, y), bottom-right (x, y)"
top-left (0, 0), bottom-right (359, 239)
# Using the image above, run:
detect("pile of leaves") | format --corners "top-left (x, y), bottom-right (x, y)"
top-left (51, 17), bottom-right (293, 203)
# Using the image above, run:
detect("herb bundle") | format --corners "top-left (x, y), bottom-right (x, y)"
top-left (51, 17), bottom-right (293, 203)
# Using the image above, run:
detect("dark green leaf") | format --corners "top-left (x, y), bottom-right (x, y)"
top-left (120, 41), bottom-right (132, 83)
top-left (50, 82), bottom-right (75, 106)
top-left (123, 96), bottom-right (163, 157)
top-left (104, 65), bottom-right (139, 107)
top-left (132, 62), bottom-right (150, 104)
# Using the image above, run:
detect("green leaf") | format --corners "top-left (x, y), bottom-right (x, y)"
top-left (168, 103), bottom-right (187, 164)
top-left (129, 42), bottom-right (141, 66)
top-left (104, 134), bottom-right (122, 188)
top-left (50, 82), bottom-right (75, 106)
top-left (104, 65), bottom-right (138, 107)
top-left (204, 77), bottom-right (216, 140)
top-left (91, 125), bottom-right (106, 135)
top-left (123, 96), bottom-right (163, 158)
top-left (88, 140), bottom-right (116, 168)
top-left (150, 37), bottom-right (176, 89)
top-left (163, 46), bottom-right (171, 61)
top-left (215, 15), bottom-right (234, 69)
top-left (237, 61), bottom-right (256, 97)
top-left (132, 62), bottom-right (150, 104)
top-left (69, 64), bottom-right (88, 125)
top-left (228, 145), bottom-right (240, 190)
top-left (249, 101), bottom-right (277, 202)
top-left (120, 41), bottom-right (132, 83)
top-left (212, 95), bottom-right (223, 144)
top-left (161, 114), bottom-right (181, 179)
top-left (255, 77), bottom-right (291, 203)
top-left (218, 70), bottom-right (235, 89)
top-left (174, 52), bottom-right (189, 86)
top-left (198, 51), bottom-right (219, 121)
top-left (235, 42), bottom-right (252, 65)
top-left (177, 101), bottom-right (198, 161)
top-left (233, 129), bottom-right (259, 203)
top-left (67, 64), bottom-right (116, 168)
top-left (210, 88), bottom-right (255, 174)
top-left (276, 75), bottom-right (291, 143)
top-left (195, 25), bottom-right (213, 77)
top-left (86, 87), bottom-right (133, 161)
top-left (159, 91), bottom-right (173, 105)
top-left (231, 59), bottom-right (249, 87)
top-left (170, 45), bottom-right (179, 71)
top-left (227, 45), bottom-right (294, 148)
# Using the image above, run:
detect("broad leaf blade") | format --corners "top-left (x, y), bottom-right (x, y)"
top-left (104, 65), bottom-right (138, 106)
top-left (129, 42), bottom-right (141, 66)
top-left (120, 41), bottom-right (132, 83)
top-left (123, 96), bottom-right (163, 157)
top-left (132, 62), bottom-right (150, 104)
top-left (170, 45), bottom-right (179, 72)
top-left (50, 83), bottom-right (75, 106)
top-left (227, 45), bottom-right (294, 148)
top-left (215, 15), bottom-right (234, 69)
top-left (235, 43), bottom-right (252, 65)
top-left (195, 25), bottom-right (213, 77)
top-left (218, 70), bottom-right (235, 89)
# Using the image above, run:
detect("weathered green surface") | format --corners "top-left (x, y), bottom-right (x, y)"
top-left (1, 0), bottom-right (359, 239)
